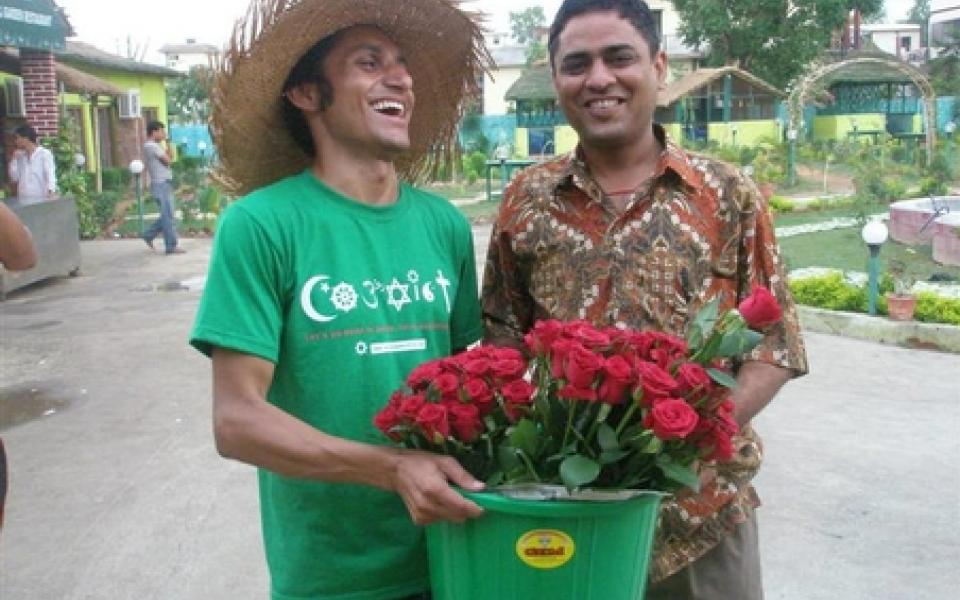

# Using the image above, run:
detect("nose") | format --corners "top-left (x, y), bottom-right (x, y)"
top-left (383, 60), bottom-right (413, 92)
top-left (584, 60), bottom-right (615, 91)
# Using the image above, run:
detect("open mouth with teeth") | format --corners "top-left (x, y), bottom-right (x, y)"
top-left (585, 98), bottom-right (624, 109)
top-left (371, 100), bottom-right (407, 117)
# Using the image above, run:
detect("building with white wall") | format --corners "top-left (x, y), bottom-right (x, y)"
top-left (157, 40), bottom-right (220, 72)
top-left (930, 0), bottom-right (960, 58)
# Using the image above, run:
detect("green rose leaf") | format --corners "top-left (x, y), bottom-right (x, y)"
top-left (560, 454), bottom-right (601, 489)
top-left (599, 449), bottom-right (630, 464)
top-left (707, 368), bottom-right (739, 389)
top-left (598, 423), bottom-right (620, 452)
top-left (656, 455), bottom-right (700, 492)
top-left (509, 418), bottom-right (541, 458)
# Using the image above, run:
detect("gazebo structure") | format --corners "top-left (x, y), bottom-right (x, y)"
top-left (654, 66), bottom-right (785, 146)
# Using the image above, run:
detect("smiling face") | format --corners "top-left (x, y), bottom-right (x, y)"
top-left (315, 26), bottom-right (415, 159)
top-left (552, 10), bottom-right (665, 152)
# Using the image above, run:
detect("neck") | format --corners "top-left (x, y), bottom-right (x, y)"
top-left (313, 147), bottom-right (400, 206)
top-left (580, 128), bottom-right (663, 193)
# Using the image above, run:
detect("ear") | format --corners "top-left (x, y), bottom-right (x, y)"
top-left (653, 50), bottom-right (668, 89)
top-left (285, 82), bottom-right (324, 113)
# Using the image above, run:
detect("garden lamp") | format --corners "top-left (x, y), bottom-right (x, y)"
top-left (197, 141), bottom-right (208, 170)
top-left (861, 219), bottom-right (889, 316)
top-left (129, 159), bottom-right (145, 235)
top-left (786, 128), bottom-right (798, 187)
top-left (74, 153), bottom-right (86, 170)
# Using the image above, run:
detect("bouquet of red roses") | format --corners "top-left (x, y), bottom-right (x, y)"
top-left (374, 286), bottom-right (782, 493)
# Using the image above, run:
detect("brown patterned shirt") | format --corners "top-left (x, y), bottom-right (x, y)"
top-left (481, 128), bottom-right (808, 581)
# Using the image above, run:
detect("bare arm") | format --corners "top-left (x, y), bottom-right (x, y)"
top-left (211, 347), bottom-right (484, 524)
top-left (730, 360), bottom-right (793, 427)
top-left (0, 202), bottom-right (37, 270)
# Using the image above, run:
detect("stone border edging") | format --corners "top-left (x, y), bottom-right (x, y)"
top-left (798, 306), bottom-right (960, 353)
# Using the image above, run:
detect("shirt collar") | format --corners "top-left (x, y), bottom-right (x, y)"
top-left (553, 124), bottom-right (705, 200)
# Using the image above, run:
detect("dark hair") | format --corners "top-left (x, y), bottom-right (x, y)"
top-left (146, 120), bottom-right (166, 136)
top-left (547, 0), bottom-right (660, 68)
top-left (13, 125), bottom-right (37, 143)
top-left (280, 29), bottom-right (344, 157)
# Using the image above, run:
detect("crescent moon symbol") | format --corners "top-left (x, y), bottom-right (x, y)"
top-left (301, 275), bottom-right (337, 323)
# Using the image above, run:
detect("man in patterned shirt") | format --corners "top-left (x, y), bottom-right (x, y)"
top-left (481, 1), bottom-right (808, 598)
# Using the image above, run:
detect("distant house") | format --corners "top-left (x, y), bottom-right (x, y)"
top-left (858, 23), bottom-right (924, 62)
top-left (158, 39), bottom-right (220, 72)
top-left (0, 38), bottom-right (180, 191)
top-left (930, 0), bottom-right (960, 59)
top-left (56, 41), bottom-right (180, 178)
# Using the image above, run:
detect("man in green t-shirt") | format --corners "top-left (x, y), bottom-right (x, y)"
top-left (190, 2), bottom-right (490, 599)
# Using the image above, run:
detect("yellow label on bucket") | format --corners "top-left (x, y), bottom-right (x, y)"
top-left (516, 529), bottom-right (575, 569)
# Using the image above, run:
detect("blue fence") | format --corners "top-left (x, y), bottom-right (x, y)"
top-left (169, 122), bottom-right (215, 159)
top-left (459, 115), bottom-right (516, 153)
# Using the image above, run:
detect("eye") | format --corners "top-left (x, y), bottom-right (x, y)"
top-left (560, 59), bottom-right (588, 75)
top-left (358, 57), bottom-right (379, 71)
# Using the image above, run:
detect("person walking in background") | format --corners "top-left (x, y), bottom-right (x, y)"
top-left (189, 0), bottom-right (489, 598)
top-left (481, 1), bottom-right (808, 598)
top-left (0, 200), bottom-right (37, 531)
top-left (141, 120), bottom-right (183, 254)
top-left (7, 125), bottom-right (56, 203)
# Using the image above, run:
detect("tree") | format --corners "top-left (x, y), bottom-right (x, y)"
top-left (672, 0), bottom-right (883, 89)
top-left (905, 0), bottom-right (930, 46)
top-left (166, 66), bottom-right (214, 124)
top-left (510, 6), bottom-right (548, 65)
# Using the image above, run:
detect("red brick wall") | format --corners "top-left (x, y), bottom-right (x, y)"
top-left (20, 49), bottom-right (59, 137)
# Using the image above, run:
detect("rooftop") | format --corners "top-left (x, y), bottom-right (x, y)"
top-left (57, 41), bottom-right (180, 77)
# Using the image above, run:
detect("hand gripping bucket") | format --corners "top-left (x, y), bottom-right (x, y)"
top-left (426, 489), bottom-right (663, 600)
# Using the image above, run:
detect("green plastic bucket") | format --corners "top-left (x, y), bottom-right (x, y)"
top-left (426, 490), bottom-right (663, 600)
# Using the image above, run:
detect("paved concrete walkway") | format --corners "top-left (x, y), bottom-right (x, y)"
top-left (1, 236), bottom-right (957, 599)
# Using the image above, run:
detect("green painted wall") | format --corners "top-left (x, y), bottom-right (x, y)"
top-left (662, 123), bottom-right (683, 141)
top-left (707, 121), bottom-right (781, 146)
top-left (74, 67), bottom-right (169, 123)
top-left (812, 114), bottom-right (885, 141)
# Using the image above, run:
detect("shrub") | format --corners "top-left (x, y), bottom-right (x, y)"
top-left (101, 167), bottom-right (131, 192)
top-left (89, 191), bottom-right (122, 233)
top-left (915, 293), bottom-right (960, 326)
top-left (462, 150), bottom-right (487, 185)
top-left (788, 273), bottom-right (868, 313)
top-left (768, 196), bottom-right (794, 213)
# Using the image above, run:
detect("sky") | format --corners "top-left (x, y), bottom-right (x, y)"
top-left (56, 0), bottom-right (916, 65)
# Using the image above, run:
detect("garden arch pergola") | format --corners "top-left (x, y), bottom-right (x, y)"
top-left (786, 56), bottom-right (938, 184)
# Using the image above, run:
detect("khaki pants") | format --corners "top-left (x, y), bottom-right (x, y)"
top-left (646, 511), bottom-right (763, 600)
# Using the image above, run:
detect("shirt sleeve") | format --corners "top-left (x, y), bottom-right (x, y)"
top-left (448, 221), bottom-right (483, 351)
top-left (737, 181), bottom-right (809, 376)
top-left (189, 204), bottom-right (286, 363)
top-left (481, 181), bottom-right (536, 345)
top-left (8, 155), bottom-right (19, 183)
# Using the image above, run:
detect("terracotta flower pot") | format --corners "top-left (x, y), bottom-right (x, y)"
top-left (886, 293), bottom-right (917, 321)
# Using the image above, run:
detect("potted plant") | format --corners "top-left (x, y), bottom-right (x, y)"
top-left (885, 259), bottom-right (917, 321)
top-left (375, 288), bottom-right (784, 600)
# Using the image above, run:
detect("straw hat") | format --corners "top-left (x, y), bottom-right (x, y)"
top-left (211, 0), bottom-right (489, 196)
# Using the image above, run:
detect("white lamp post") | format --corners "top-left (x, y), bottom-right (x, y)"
top-left (74, 153), bottom-right (86, 169)
top-left (129, 159), bottom-right (145, 234)
top-left (861, 219), bottom-right (889, 315)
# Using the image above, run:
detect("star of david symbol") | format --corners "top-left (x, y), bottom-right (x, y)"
top-left (385, 278), bottom-right (412, 312)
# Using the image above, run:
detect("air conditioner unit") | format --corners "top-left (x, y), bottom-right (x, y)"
top-left (118, 89), bottom-right (141, 119)
top-left (4, 78), bottom-right (26, 118)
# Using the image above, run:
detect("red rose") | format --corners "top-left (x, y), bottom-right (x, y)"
top-left (564, 321), bottom-right (611, 349)
top-left (644, 398), bottom-right (699, 440)
top-left (598, 355), bottom-right (634, 404)
top-left (406, 361), bottom-right (444, 390)
top-left (448, 403), bottom-right (483, 443)
top-left (549, 338), bottom-right (575, 379)
top-left (463, 357), bottom-right (492, 377)
top-left (491, 357), bottom-right (527, 380)
top-left (373, 405), bottom-right (402, 440)
top-left (634, 360), bottom-right (679, 405)
top-left (432, 372), bottom-right (461, 399)
top-left (525, 320), bottom-right (564, 355)
top-left (676, 362), bottom-right (713, 396)
top-left (415, 403), bottom-right (450, 444)
top-left (738, 285), bottom-right (782, 330)
top-left (500, 379), bottom-right (535, 405)
top-left (563, 345), bottom-right (604, 388)
top-left (397, 393), bottom-right (426, 420)
top-left (462, 377), bottom-right (493, 410)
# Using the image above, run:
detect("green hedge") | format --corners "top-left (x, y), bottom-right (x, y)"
top-left (788, 273), bottom-right (960, 326)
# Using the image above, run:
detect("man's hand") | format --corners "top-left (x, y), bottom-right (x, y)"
top-left (390, 450), bottom-right (485, 525)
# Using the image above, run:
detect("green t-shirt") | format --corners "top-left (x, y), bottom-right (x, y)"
top-left (190, 171), bottom-right (482, 600)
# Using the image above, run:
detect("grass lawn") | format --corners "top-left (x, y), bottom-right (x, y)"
top-left (778, 227), bottom-right (960, 282)
top-left (772, 200), bottom-right (890, 228)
